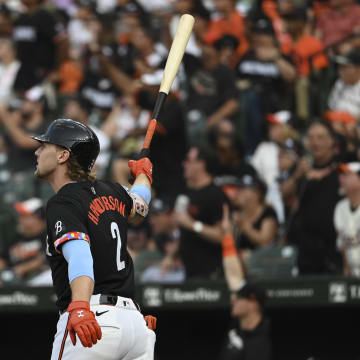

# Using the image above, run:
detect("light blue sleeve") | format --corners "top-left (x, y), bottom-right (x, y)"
top-left (130, 184), bottom-right (151, 204)
top-left (62, 240), bottom-right (94, 283)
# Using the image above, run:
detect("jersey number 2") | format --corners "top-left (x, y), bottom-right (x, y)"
top-left (111, 222), bottom-right (125, 271)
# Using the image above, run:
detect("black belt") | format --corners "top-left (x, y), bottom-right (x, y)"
top-left (99, 294), bottom-right (118, 306)
top-left (99, 294), bottom-right (141, 311)
top-left (61, 295), bottom-right (140, 313)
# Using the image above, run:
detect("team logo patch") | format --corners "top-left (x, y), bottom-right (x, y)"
top-left (55, 221), bottom-right (63, 235)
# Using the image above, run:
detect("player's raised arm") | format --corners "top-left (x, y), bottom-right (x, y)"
top-left (127, 154), bottom-right (153, 224)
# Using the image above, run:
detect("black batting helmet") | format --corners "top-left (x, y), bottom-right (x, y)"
top-left (31, 119), bottom-right (100, 173)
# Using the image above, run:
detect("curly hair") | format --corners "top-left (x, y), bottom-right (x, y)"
top-left (67, 154), bottom-right (96, 182)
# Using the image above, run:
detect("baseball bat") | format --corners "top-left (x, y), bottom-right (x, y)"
top-left (141, 14), bottom-right (195, 153)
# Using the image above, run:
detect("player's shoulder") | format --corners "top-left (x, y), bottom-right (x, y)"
top-left (47, 183), bottom-right (85, 209)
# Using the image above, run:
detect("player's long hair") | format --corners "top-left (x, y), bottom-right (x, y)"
top-left (67, 155), bottom-right (96, 182)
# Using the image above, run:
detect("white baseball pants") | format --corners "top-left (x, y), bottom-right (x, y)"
top-left (51, 295), bottom-right (156, 360)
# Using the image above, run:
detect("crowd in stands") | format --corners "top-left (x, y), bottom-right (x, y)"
top-left (1, 0), bottom-right (360, 287)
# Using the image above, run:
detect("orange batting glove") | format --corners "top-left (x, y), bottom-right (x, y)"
top-left (128, 157), bottom-right (153, 184)
top-left (144, 315), bottom-right (157, 330)
top-left (67, 301), bottom-right (102, 348)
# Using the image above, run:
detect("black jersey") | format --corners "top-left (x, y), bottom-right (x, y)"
top-left (45, 180), bottom-right (135, 312)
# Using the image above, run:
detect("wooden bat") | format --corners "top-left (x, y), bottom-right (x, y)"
top-left (141, 14), bottom-right (195, 152)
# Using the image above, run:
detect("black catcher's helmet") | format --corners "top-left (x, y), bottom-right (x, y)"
top-left (32, 119), bottom-right (100, 172)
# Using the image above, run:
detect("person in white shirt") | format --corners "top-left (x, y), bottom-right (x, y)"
top-left (328, 49), bottom-right (360, 120)
top-left (0, 37), bottom-right (21, 104)
top-left (334, 162), bottom-right (360, 277)
top-left (251, 110), bottom-right (298, 223)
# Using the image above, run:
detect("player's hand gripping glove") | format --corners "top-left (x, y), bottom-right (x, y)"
top-left (67, 301), bottom-right (102, 348)
top-left (128, 157), bottom-right (153, 184)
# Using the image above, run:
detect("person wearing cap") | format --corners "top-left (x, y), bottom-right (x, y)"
top-left (218, 281), bottom-right (272, 360)
top-left (235, 17), bottom-right (296, 155)
top-left (183, 35), bottom-right (239, 130)
top-left (251, 110), bottom-right (300, 223)
top-left (235, 17), bottom-right (297, 112)
top-left (335, 162), bottom-right (360, 277)
top-left (328, 48), bottom-right (360, 120)
top-left (0, 197), bottom-right (48, 285)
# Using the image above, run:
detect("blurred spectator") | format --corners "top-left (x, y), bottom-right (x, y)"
top-left (183, 38), bottom-right (238, 143)
top-left (126, 222), bottom-right (150, 262)
top-left (218, 283), bottom-right (271, 360)
top-left (136, 198), bottom-right (185, 283)
top-left (251, 110), bottom-right (299, 222)
top-left (174, 146), bottom-right (229, 279)
top-left (277, 138), bottom-right (303, 221)
top-left (12, 0), bottom-right (69, 91)
top-left (209, 118), bottom-right (256, 179)
top-left (167, 0), bottom-right (210, 58)
top-left (252, 110), bottom-right (296, 188)
top-left (0, 36), bottom-right (21, 105)
top-left (335, 162), bottom-right (360, 277)
top-left (0, 198), bottom-right (48, 286)
top-left (229, 174), bottom-right (278, 254)
top-left (0, 86), bottom-right (49, 175)
top-left (328, 48), bottom-right (360, 120)
top-left (286, 121), bottom-right (342, 274)
top-left (281, 8), bottom-right (328, 120)
top-left (214, 34), bottom-right (239, 68)
top-left (315, 0), bottom-right (360, 49)
top-left (67, 0), bottom-right (99, 60)
top-left (63, 95), bottom-right (111, 178)
top-left (219, 203), bottom-right (272, 359)
top-left (204, 0), bottom-right (248, 59)
top-left (96, 25), bottom-right (167, 95)
top-left (282, 8), bottom-right (328, 77)
top-left (102, 93), bottom-right (149, 185)
top-left (0, 4), bottom-right (12, 37)
top-left (324, 110), bottom-right (359, 162)
top-left (235, 17), bottom-right (296, 153)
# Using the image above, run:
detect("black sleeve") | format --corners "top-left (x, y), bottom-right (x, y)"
top-left (46, 196), bottom-right (89, 253)
top-left (207, 186), bottom-right (229, 224)
top-left (262, 206), bottom-right (278, 224)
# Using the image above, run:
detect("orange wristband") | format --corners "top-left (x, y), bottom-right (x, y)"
top-left (222, 233), bottom-right (237, 258)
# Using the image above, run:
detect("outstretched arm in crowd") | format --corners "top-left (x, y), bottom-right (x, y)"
top-left (175, 209), bottom-right (224, 244)
top-left (221, 204), bottom-right (245, 292)
top-left (0, 106), bottom-right (38, 149)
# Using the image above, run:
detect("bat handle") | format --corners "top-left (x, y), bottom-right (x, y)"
top-left (139, 91), bottom-right (168, 158)
top-left (152, 92), bottom-right (167, 120)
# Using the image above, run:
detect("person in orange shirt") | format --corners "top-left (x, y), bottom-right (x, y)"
top-left (204, 0), bottom-right (248, 59)
top-left (281, 8), bottom-right (328, 77)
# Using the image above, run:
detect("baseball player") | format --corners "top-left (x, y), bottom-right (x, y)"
top-left (32, 119), bottom-right (156, 359)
